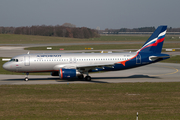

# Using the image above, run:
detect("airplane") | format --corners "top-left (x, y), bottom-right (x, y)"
top-left (3, 25), bottom-right (170, 81)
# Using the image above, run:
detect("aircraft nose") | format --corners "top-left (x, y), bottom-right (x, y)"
top-left (3, 63), bottom-right (9, 70)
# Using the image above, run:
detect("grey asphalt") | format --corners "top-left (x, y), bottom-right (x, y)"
top-left (0, 63), bottom-right (179, 85)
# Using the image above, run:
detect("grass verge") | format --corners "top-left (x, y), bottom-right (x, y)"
top-left (24, 43), bottom-right (180, 50)
top-left (24, 44), bottom-right (143, 50)
top-left (0, 83), bottom-right (180, 120)
top-left (161, 55), bottom-right (180, 63)
top-left (0, 34), bottom-right (180, 44)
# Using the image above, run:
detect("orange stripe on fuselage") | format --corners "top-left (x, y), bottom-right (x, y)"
top-left (60, 69), bottom-right (63, 79)
top-left (116, 52), bottom-right (139, 66)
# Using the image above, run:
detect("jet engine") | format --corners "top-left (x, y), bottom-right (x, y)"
top-left (59, 68), bottom-right (81, 79)
top-left (51, 71), bottom-right (59, 76)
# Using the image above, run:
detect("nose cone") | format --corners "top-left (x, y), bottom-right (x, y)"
top-left (3, 63), bottom-right (9, 71)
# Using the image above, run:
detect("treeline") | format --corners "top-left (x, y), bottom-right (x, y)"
top-left (0, 25), bottom-right (100, 39)
top-left (103, 27), bottom-right (180, 33)
top-left (167, 27), bottom-right (180, 32)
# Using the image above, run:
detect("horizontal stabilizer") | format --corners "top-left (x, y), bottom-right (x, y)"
top-left (149, 55), bottom-right (170, 61)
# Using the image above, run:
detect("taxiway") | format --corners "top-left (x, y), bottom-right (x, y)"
top-left (0, 63), bottom-right (179, 85)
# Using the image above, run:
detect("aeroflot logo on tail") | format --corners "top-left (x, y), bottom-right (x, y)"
top-left (37, 55), bottom-right (61, 57)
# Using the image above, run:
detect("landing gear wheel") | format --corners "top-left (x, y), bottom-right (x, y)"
top-left (24, 77), bottom-right (29, 81)
top-left (24, 72), bottom-right (29, 81)
top-left (78, 74), bottom-right (84, 79)
top-left (85, 76), bottom-right (91, 81)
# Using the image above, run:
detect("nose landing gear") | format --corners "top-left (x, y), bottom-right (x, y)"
top-left (24, 73), bottom-right (29, 81)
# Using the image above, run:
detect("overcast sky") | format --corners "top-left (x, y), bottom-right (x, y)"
top-left (0, 0), bottom-right (180, 29)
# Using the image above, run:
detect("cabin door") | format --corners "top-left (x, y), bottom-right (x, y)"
top-left (24, 56), bottom-right (30, 66)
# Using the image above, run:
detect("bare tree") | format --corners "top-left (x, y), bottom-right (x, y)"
top-left (62, 23), bottom-right (76, 28)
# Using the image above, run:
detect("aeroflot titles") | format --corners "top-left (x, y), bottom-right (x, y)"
top-left (37, 55), bottom-right (61, 57)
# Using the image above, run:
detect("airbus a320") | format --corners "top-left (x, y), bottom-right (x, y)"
top-left (3, 26), bottom-right (170, 81)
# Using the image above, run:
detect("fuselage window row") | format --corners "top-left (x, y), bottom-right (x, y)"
top-left (33, 57), bottom-right (131, 62)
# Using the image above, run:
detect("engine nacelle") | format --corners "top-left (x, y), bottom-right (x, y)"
top-left (59, 69), bottom-right (80, 79)
top-left (51, 71), bottom-right (59, 76)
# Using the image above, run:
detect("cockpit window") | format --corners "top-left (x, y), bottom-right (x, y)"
top-left (10, 59), bottom-right (18, 62)
top-left (10, 59), bottom-right (15, 62)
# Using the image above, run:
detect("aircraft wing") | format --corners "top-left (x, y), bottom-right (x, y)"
top-left (76, 63), bottom-right (115, 69)
top-left (53, 63), bottom-right (116, 71)
top-left (75, 63), bottom-right (116, 72)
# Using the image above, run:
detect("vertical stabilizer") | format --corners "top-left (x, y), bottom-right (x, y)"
top-left (138, 26), bottom-right (167, 53)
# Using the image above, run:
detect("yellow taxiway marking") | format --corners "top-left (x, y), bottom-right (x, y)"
top-left (151, 65), bottom-right (179, 76)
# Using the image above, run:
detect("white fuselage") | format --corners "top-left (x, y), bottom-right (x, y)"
top-left (3, 52), bottom-right (137, 73)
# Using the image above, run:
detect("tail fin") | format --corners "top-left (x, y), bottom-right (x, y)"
top-left (137, 26), bottom-right (167, 53)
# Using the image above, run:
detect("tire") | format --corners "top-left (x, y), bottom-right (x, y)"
top-left (24, 77), bottom-right (29, 81)
top-left (85, 76), bottom-right (91, 81)
top-left (78, 74), bottom-right (84, 79)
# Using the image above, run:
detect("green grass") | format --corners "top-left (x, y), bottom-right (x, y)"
top-left (24, 44), bottom-right (143, 50)
top-left (0, 34), bottom-right (85, 44)
top-left (0, 34), bottom-right (180, 44)
top-left (162, 55), bottom-right (180, 63)
top-left (24, 43), bottom-right (180, 50)
top-left (0, 83), bottom-right (180, 120)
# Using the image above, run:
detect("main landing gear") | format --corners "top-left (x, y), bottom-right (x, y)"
top-left (78, 73), bottom-right (92, 81)
top-left (78, 74), bottom-right (84, 79)
top-left (24, 73), bottom-right (29, 81)
top-left (84, 72), bottom-right (91, 81)
top-left (85, 76), bottom-right (91, 81)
